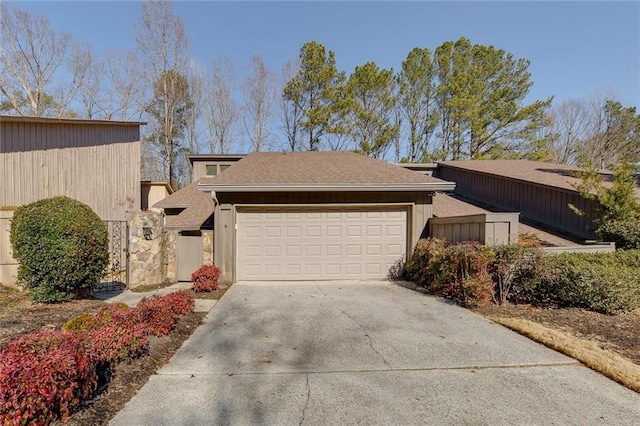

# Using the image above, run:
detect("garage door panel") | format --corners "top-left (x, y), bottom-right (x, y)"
top-left (237, 207), bottom-right (407, 280)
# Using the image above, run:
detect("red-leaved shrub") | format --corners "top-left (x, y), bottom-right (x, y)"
top-left (159, 290), bottom-right (195, 316)
top-left (191, 264), bottom-right (220, 292)
top-left (136, 290), bottom-right (195, 336)
top-left (89, 322), bottom-right (149, 366)
top-left (0, 291), bottom-right (195, 425)
top-left (0, 330), bottom-right (98, 425)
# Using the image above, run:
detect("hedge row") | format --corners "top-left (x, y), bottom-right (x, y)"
top-left (0, 290), bottom-right (195, 425)
top-left (405, 238), bottom-right (640, 314)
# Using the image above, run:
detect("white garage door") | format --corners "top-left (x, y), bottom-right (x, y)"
top-left (236, 207), bottom-right (407, 281)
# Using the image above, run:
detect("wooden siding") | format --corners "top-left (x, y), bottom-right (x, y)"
top-left (437, 165), bottom-right (596, 240)
top-left (1, 141), bottom-right (140, 221)
top-left (1, 121), bottom-right (140, 153)
top-left (428, 213), bottom-right (520, 245)
top-left (0, 210), bottom-right (18, 285)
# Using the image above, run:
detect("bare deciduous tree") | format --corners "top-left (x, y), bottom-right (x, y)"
top-left (279, 60), bottom-right (303, 151)
top-left (76, 47), bottom-right (105, 119)
top-left (204, 56), bottom-right (238, 154)
top-left (242, 54), bottom-right (274, 152)
top-left (134, 0), bottom-right (190, 185)
top-left (0, 3), bottom-right (77, 116)
top-left (104, 50), bottom-right (146, 121)
top-left (549, 98), bottom-right (592, 164)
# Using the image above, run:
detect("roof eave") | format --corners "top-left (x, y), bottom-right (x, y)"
top-left (197, 183), bottom-right (456, 193)
top-left (164, 225), bottom-right (202, 231)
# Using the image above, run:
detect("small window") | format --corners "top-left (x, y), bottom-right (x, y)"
top-left (219, 165), bottom-right (230, 173)
top-left (205, 165), bottom-right (217, 176)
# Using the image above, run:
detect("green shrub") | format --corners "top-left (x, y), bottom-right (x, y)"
top-left (407, 239), bottom-right (640, 313)
top-left (596, 219), bottom-right (640, 250)
top-left (491, 245), bottom-right (544, 305)
top-left (9, 196), bottom-right (109, 303)
top-left (530, 252), bottom-right (640, 314)
top-left (439, 242), bottom-right (495, 307)
top-left (405, 238), bottom-right (447, 289)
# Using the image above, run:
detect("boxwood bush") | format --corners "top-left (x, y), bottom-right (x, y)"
top-left (10, 196), bottom-right (109, 303)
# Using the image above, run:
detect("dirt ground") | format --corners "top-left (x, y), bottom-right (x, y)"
top-left (2, 285), bottom-right (639, 424)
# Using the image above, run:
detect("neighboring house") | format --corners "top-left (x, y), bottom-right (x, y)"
top-left (0, 115), bottom-right (144, 285)
top-left (153, 155), bottom-right (244, 281)
top-left (141, 181), bottom-right (174, 213)
top-left (435, 160), bottom-right (640, 241)
top-left (197, 151), bottom-right (455, 283)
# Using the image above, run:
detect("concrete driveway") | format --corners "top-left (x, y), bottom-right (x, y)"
top-left (111, 281), bottom-right (640, 425)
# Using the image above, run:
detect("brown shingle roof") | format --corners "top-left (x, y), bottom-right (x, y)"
top-left (200, 151), bottom-right (451, 187)
top-left (439, 160), bottom-right (640, 197)
top-left (154, 180), bottom-right (211, 209)
top-left (432, 193), bottom-right (489, 217)
top-left (164, 206), bottom-right (212, 230)
top-left (153, 179), bottom-right (213, 229)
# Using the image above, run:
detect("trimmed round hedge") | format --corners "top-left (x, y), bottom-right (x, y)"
top-left (10, 196), bottom-right (109, 303)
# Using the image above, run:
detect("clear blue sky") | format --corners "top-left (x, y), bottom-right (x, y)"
top-left (8, 1), bottom-right (640, 108)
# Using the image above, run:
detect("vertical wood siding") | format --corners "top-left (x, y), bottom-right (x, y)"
top-left (1, 121), bottom-right (140, 153)
top-left (0, 210), bottom-right (17, 285)
top-left (429, 213), bottom-right (519, 245)
top-left (437, 166), bottom-right (596, 240)
top-left (1, 121), bottom-right (141, 221)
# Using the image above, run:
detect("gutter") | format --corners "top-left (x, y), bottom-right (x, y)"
top-left (197, 182), bottom-right (456, 193)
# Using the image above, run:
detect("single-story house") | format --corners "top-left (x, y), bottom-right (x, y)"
top-left (197, 151), bottom-right (455, 283)
top-left (435, 160), bottom-right (640, 241)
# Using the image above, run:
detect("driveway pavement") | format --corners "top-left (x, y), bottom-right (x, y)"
top-left (111, 281), bottom-right (640, 425)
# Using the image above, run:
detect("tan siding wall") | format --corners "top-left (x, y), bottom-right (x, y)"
top-left (429, 213), bottom-right (519, 245)
top-left (142, 184), bottom-right (171, 213)
top-left (437, 166), bottom-right (595, 240)
top-left (1, 121), bottom-right (140, 153)
top-left (0, 210), bottom-right (18, 285)
top-left (1, 141), bottom-right (140, 220)
top-left (192, 162), bottom-right (208, 180)
top-left (214, 204), bottom-right (235, 282)
top-left (191, 160), bottom-right (241, 181)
